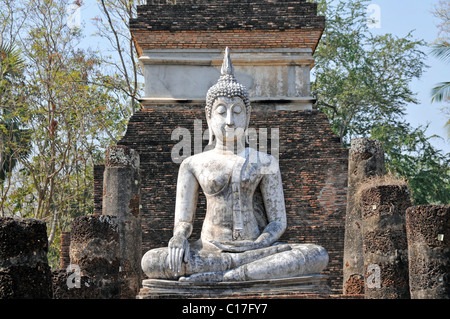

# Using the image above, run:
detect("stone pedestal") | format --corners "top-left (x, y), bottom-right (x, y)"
top-left (0, 217), bottom-right (53, 299)
top-left (360, 185), bottom-right (411, 299)
top-left (343, 138), bottom-right (385, 294)
top-left (406, 205), bottom-right (450, 299)
top-left (137, 275), bottom-right (331, 299)
top-left (103, 145), bottom-right (142, 298)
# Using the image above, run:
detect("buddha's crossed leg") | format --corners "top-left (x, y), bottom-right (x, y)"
top-left (141, 243), bottom-right (328, 282)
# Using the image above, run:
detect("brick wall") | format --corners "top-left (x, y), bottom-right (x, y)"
top-left (109, 106), bottom-right (348, 292)
top-left (0, 217), bottom-right (53, 298)
top-left (131, 0), bottom-right (324, 32)
top-left (132, 29), bottom-right (324, 53)
top-left (60, 231), bottom-right (71, 270)
top-left (130, 0), bottom-right (324, 54)
top-left (93, 164), bottom-right (104, 216)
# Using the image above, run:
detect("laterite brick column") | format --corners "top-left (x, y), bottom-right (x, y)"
top-left (406, 205), bottom-right (450, 299)
top-left (360, 185), bottom-right (411, 299)
top-left (60, 231), bottom-right (71, 270)
top-left (69, 215), bottom-right (121, 299)
top-left (93, 164), bottom-right (105, 215)
top-left (0, 217), bottom-right (53, 299)
top-left (343, 138), bottom-right (385, 294)
top-left (102, 145), bottom-right (142, 298)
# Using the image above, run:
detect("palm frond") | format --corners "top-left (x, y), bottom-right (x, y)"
top-left (445, 118), bottom-right (450, 139)
top-left (430, 44), bottom-right (450, 63)
top-left (0, 42), bottom-right (26, 81)
top-left (431, 81), bottom-right (450, 102)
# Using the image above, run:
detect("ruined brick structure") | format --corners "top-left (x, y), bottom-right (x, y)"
top-left (406, 205), bottom-right (450, 299)
top-left (69, 215), bottom-right (122, 299)
top-left (131, 0), bottom-right (325, 53)
top-left (94, 0), bottom-right (348, 293)
top-left (0, 217), bottom-right (53, 299)
top-left (59, 231), bottom-right (71, 270)
top-left (343, 138), bottom-right (385, 294)
top-left (360, 185), bottom-right (411, 299)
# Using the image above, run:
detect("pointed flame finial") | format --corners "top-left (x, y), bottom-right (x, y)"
top-left (221, 47), bottom-right (234, 76)
top-left (205, 47), bottom-right (250, 127)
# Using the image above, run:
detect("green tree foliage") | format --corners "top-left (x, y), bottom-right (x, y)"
top-left (0, 42), bottom-right (32, 214)
top-left (93, 0), bottom-right (145, 115)
top-left (430, 30), bottom-right (449, 103)
top-left (371, 123), bottom-right (450, 205)
top-left (310, 0), bottom-right (450, 204)
top-left (0, 0), bottom-right (135, 268)
top-left (311, 0), bottom-right (427, 143)
top-left (430, 1), bottom-right (449, 136)
top-left (0, 42), bottom-right (30, 183)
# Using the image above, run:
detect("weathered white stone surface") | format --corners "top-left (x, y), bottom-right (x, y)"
top-left (139, 48), bottom-right (314, 110)
top-left (141, 48), bottom-right (328, 284)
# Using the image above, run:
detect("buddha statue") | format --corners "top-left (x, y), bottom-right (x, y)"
top-left (141, 48), bottom-right (328, 283)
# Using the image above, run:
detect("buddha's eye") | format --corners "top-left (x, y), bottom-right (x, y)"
top-left (216, 105), bottom-right (226, 114)
top-left (233, 105), bottom-right (242, 114)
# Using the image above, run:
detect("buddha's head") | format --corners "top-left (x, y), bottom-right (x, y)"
top-left (205, 48), bottom-right (251, 146)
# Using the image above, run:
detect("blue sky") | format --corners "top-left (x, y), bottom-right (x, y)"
top-left (366, 0), bottom-right (449, 154)
top-left (77, 0), bottom-right (449, 154)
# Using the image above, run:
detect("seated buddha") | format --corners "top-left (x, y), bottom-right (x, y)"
top-left (141, 48), bottom-right (328, 283)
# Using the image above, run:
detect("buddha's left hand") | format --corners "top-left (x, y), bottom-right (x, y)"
top-left (210, 231), bottom-right (274, 252)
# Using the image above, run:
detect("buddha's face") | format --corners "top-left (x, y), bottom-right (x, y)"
top-left (209, 96), bottom-right (247, 144)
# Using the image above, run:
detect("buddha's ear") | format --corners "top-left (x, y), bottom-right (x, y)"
top-left (245, 105), bottom-right (252, 142)
top-left (208, 130), bottom-right (214, 146)
top-left (205, 112), bottom-right (214, 146)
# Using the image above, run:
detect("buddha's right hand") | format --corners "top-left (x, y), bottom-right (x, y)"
top-left (168, 235), bottom-right (190, 276)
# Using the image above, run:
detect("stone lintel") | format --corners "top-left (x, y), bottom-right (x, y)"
top-left (140, 48), bottom-right (314, 107)
top-left (140, 48), bottom-right (314, 66)
top-left (139, 97), bottom-right (315, 111)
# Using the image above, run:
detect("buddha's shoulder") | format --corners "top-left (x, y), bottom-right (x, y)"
top-left (180, 148), bottom-right (279, 168)
top-left (179, 150), bottom-right (217, 168)
top-left (246, 147), bottom-right (279, 166)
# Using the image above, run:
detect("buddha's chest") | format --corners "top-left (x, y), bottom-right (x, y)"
top-left (194, 157), bottom-right (262, 196)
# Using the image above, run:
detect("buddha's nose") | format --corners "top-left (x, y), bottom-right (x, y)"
top-left (226, 110), bottom-right (235, 126)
